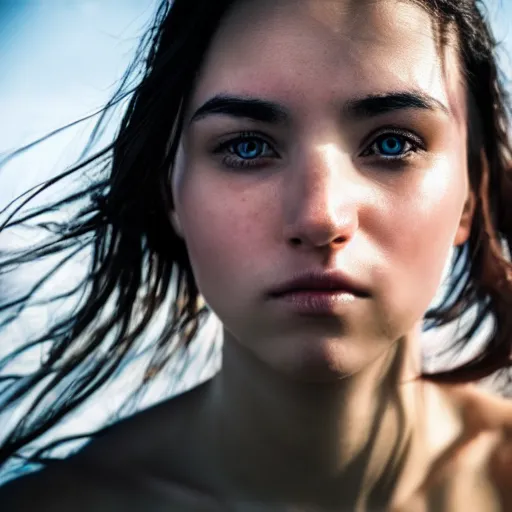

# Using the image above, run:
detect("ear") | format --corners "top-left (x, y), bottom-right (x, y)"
top-left (453, 188), bottom-right (476, 247)
top-left (170, 210), bottom-right (184, 238)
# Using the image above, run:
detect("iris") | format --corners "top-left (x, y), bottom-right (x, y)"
top-left (235, 140), bottom-right (263, 159)
top-left (377, 136), bottom-right (404, 156)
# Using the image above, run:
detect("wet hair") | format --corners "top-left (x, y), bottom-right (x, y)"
top-left (0, 0), bottom-right (511, 473)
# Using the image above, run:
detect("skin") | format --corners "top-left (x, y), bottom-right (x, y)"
top-left (172, 0), bottom-right (473, 384)
top-left (3, 0), bottom-right (512, 510)
top-left (171, 0), bottom-right (475, 506)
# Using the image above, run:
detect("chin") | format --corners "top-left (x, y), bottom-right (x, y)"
top-left (264, 335), bottom-right (373, 383)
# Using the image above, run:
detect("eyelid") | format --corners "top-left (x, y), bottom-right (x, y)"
top-left (214, 130), bottom-right (279, 149)
top-left (212, 131), bottom-right (280, 159)
top-left (212, 131), bottom-right (280, 169)
top-left (359, 126), bottom-right (425, 154)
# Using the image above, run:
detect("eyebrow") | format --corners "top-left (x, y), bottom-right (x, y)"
top-left (189, 91), bottom-right (450, 125)
top-left (190, 95), bottom-right (289, 125)
top-left (343, 91), bottom-right (450, 118)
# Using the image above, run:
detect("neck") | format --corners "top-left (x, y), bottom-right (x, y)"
top-left (206, 329), bottom-right (436, 510)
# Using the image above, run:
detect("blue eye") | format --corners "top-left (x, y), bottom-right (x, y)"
top-left (363, 131), bottom-right (422, 161)
top-left (214, 132), bottom-right (278, 169)
top-left (378, 136), bottom-right (405, 156)
top-left (234, 139), bottom-right (266, 159)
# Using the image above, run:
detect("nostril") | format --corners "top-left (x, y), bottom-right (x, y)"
top-left (289, 237), bottom-right (302, 247)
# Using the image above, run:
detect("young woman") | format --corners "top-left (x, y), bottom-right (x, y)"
top-left (1, 0), bottom-right (512, 509)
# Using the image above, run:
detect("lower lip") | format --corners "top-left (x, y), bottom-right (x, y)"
top-left (272, 290), bottom-right (358, 315)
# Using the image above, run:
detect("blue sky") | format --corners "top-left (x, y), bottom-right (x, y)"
top-left (0, 1), bottom-right (160, 383)
top-left (0, 1), bottom-right (157, 206)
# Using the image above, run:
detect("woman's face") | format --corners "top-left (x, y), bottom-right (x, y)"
top-left (171, 0), bottom-right (474, 381)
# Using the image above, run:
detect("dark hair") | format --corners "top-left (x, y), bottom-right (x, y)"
top-left (0, 0), bottom-right (511, 473)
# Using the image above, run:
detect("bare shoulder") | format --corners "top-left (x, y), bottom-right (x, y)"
top-left (77, 379), bottom-right (213, 467)
top-left (468, 387), bottom-right (512, 504)
top-left (0, 455), bottom-right (225, 512)
top-left (442, 383), bottom-right (512, 432)
top-left (441, 383), bottom-right (512, 504)
top-left (0, 460), bottom-right (120, 512)
top-left (0, 380), bottom-right (217, 511)
top-left (0, 449), bottom-right (173, 511)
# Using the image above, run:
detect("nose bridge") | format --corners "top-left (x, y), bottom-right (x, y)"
top-left (284, 142), bottom-right (359, 247)
top-left (304, 143), bottom-right (345, 207)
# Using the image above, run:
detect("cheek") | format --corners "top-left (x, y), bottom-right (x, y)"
top-left (174, 169), bottom-right (275, 303)
top-left (374, 161), bottom-right (468, 316)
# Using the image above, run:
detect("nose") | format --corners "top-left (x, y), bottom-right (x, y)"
top-left (282, 144), bottom-right (359, 250)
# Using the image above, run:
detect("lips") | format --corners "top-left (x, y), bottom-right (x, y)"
top-left (268, 269), bottom-right (370, 298)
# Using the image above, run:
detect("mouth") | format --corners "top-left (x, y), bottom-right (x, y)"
top-left (269, 269), bottom-right (370, 298)
top-left (267, 269), bottom-right (370, 316)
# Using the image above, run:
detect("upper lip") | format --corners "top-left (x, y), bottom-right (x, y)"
top-left (268, 269), bottom-right (370, 297)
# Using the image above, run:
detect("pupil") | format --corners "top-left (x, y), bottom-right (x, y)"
top-left (240, 141), bottom-right (259, 158)
top-left (381, 137), bottom-right (402, 154)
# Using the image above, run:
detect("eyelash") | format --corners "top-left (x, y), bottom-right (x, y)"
top-left (212, 128), bottom-right (424, 170)
top-left (213, 131), bottom-right (278, 169)
top-left (361, 128), bottom-right (425, 161)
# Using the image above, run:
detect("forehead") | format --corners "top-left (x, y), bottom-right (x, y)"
top-left (190, 0), bottom-right (465, 122)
